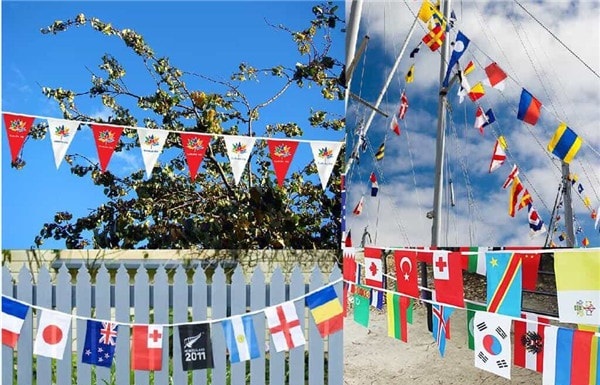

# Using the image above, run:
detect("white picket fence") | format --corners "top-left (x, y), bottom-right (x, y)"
top-left (2, 262), bottom-right (343, 385)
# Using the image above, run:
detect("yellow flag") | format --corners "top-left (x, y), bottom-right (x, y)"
top-left (498, 135), bottom-right (507, 150)
top-left (405, 64), bottom-right (415, 84)
top-left (418, 0), bottom-right (435, 22)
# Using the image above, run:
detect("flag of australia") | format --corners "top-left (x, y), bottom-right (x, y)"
top-left (82, 320), bottom-right (118, 367)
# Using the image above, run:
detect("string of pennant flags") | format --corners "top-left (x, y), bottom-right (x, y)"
top-left (1, 278), bottom-right (343, 371)
top-left (342, 246), bottom-right (600, 382)
top-left (2, 112), bottom-right (343, 190)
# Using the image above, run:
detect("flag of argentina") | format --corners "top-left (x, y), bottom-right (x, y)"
top-left (222, 314), bottom-right (260, 363)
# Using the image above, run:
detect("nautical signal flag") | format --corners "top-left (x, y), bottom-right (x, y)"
top-left (417, 0), bottom-right (439, 23)
top-left (352, 196), bottom-right (364, 215)
top-left (1, 296), bottom-right (29, 349)
top-left (484, 62), bottom-right (508, 91)
top-left (518, 189), bottom-right (533, 211)
top-left (222, 315), bottom-right (260, 363)
top-left (390, 115), bottom-right (400, 136)
top-left (432, 304), bottom-right (454, 357)
top-left (131, 325), bottom-right (164, 370)
top-left (364, 247), bottom-right (383, 288)
top-left (508, 176), bottom-right (524, 217)
top-left (33, 309), bottom-right (72, 360)
top-left (502, 164), bottom-right (519, 189)
top-left (432, 251), bottom-right (465, 308)
top-left (547, 122), bottom-right (582, 164)
top-left (463, 60), bottom-right (475, 75)
top-left (369, 172), bottom-right (379, 197)
top-left (177, 323), bottom-right (214, 371)
top-left (264, 301), bottom-right (306, 352)
top-left (474, 108), bottom-right (495, 134)
top-left (513, 312), bottom-right (549, 373)
top-left (543, 326), bottom-right (597, 385)
top-left (2, 112), bottom-right (36, 162)
top-left (82, 320), bottom-right (118, 368)
top-left (468, 82), bottom-right (486, 102)
top-left (375, 142), bottom-right (385, 161)
top-left (489, 136), bottom-right (507, 173)
top-left (443, 31), bottom-right (470, 87)
top-left (386, 293), bottom-right (413, 343)
top-left (473, 312), bottom-right (512, 379)
top-left (554, 250), bottom-right (600, 326)
top-left (409, 44), bottom-right (421, 58)
top-left (405, 64), bottom-right (415, 84)
top-left (517, 88), bottom-right (542, 125)
top-left (398, 91), bottom-right (409, 120)
top-left (422, 24), bottom-right (445, 51)
top-left (305, 285), bottom-right (343, 338)
top-left (486, 252), bottom-right (522, 317)
top-left (457, 70), bottom-right (472, 103)
top-left (394, 250), bottom-right (420, 298)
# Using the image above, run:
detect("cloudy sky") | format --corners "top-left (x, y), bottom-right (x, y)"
top-left (345, 0), bottom-right (600, 248)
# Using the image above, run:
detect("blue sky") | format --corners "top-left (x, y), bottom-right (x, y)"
top-left (345, 1), bottom-right (600, 248)
top-left (1, 1), bottom-right (345, 249)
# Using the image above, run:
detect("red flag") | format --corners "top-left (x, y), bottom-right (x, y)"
top-left (513, 251), bottom-right (541, 291)
top-left (131, 325), bottom-right (163, 371)
top-left (432, 251), bottom-right (465, 307)
top-left (415, 249), bottom-right (434, 264)
top-left (352, 197), bottom-right (364, 215)
top-left (3, 113), bottom-right (35, 162)
top-left (364, 247), bottom-right (383, 288)
top-left (390, 115), bottom-right (401, 136)
top-left (344, 230), bottom-right (352, 247)
top-left (180, 133), bottom-right (210, 181)
top-left (394, 250), bottom-right (420, 298)
top-left (342, 246), bottom-right (357, 317)
top-left (398, 91), bottom-right (409, 120)
top-left (91, 124), bottom-right (124, 172)
top-left (513, 312), bottom-right (549, 372)
top-left (267, 139), bottom-right (299, 186)
top-left (484, 62), bottom-right (507, 90)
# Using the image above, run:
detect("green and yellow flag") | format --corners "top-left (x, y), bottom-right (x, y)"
top-left (386, 292), bottom-right (413, 342)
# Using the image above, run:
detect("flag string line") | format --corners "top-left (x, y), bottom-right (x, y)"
top-left (344, 277), bottom-right (600, 337)
top-left (1, 277), bottom-right (342, 328)
top-left (348, 246), bottom-right (599, 255)
top-left (1, 110), bottom-right (343, 146)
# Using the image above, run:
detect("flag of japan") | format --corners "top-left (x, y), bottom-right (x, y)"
top-left (433, 251), bottom-right (465, 307)
top-left (33, 310), bottom-right (72, 360)
top-left (264, 302), bottom-right (306, 352)
top-left (363, 247), bottom-right (383, 288)
top-left (513, 312), bottom-right (549, 372)
top-left (131, 325), bottom-right (164, 371)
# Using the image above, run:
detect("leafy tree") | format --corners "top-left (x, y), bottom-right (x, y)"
top-left (18, 2), bottom-right (345, 250)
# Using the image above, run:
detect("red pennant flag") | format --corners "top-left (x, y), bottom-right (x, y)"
top-left (364, 247), bottom-right (383, 288)
top-left (432, 251), bottom-right (465, 307)
top-left (513, 312), bottom-right (549, 372)
top-left (91, 124), bottom-right (124, 172)
top-left (131, 325), bottom-right (163, 371)
top-left (344, 230), bottom-right (353, 247)
top-left (394, 250), bottom-right (420, 298)
top-left (3, 113), bottom-right (35, 162)
top-left (180, 133), bottom-right (211, 181)
top-left (267, 139), bottom-right (299, 187)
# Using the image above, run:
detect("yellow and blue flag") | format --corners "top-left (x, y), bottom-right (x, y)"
top-left (547, 122), bottom-right (582, 164)
top-left (306, 285), bottom-right (343, 338)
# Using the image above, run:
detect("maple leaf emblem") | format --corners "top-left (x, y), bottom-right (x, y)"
top-left (98, 130), bottom-right (115, 144)
top-left (144, 134), bottom-right (160, 147)
top-left (318, 147), bottom-right (333, 159)
top-left (232, 142), bottom-right (247, 154)
top-left (9, 119), bottom-right (27, 133)
top-left (186, 137), bottom-right (204, 151)
top-left (274, 144), bottom-right (291, 158)
top-left (369, 261), bottom-right (378, 277)
top-left (55, 125), bottom-right (70, 138)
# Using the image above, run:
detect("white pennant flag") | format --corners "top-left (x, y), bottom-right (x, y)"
top-left (473, 311), bottom-right (512, 379)
top-left (137, 128), bottom-right (169, 178)
top-left (223, 135), bottom-right (256, 185)
top-left (310, 141), bottom-right (342, 190)
top-left (46, 118), bottom-right (79, 169)
top-left (33, 309), bottom-right (72, 360)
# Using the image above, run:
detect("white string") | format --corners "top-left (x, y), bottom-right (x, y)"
top-left (2, 277), bottom-right (342, 328)
top-left (1, 110), bottom-right (343, 146)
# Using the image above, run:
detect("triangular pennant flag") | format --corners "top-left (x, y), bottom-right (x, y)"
top-left (137, 128), bottom-right (169, 178)
top-left (309, 141), bottom-right (342, 190)
top-left (91, 124), bottom-right (124, 172)
top-left (267, 139), bottom-right (299, 187)
top-left (3, 113), bottom-right (36, 162)
top-left (46, 118), bottom-right (79, 169)
top-left (443, 31), bottom-right (470, 87)
top-left (224, 135), bottom-right (257, 185)
top-left (484, 62), bottom-right (508, 90)
top-left (489, 136), bottom-right (507, 173)
top-left (180, 133), bottom-right (211, 181)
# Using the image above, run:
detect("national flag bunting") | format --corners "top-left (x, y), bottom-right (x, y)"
top-left (432, 251), bottom-right (465, 307)
top-left (265, 301), bottom-right (306, 352)
top-left (386, 293), bottom-right (413, 343)
top-left (547, 122), bottom-right (582, 164)
top-left (364, 247), bottom-right (383, 288)
top-left (394, 250), bottom-right (420, 298)
top-left (474, 312), bottom-right (512, 379)
top-left (34, 309), bottom-right (72, 360)
top-left (82, 320), bottom-right (118, 368)
top-left (305, 285), bottom-right (343, 338)
top-left (466, 302), bottom-right (486, 350)
top-left (518, 252), bottom-right (541, 291)
top-left (517, 88), bottom-right (542, 125)
top-left (1, 296), bottom-right (29, 348)
top-left (486, 252), bottom-right (522, 317)
top-left (513, 312), bottom-right (549, 372)
top-left (577, 324), bottom-right (600, 385)
top-left (369, 172), bottom-right (379, 197)
top-left (131, 325), bottom-right (164, 370)
top-left (543, 326), bottom-right (597, 385)
top-left (432, 304), bottom-right (454, 357)
top-left (484, 62), bottom-right (508, 90)
top-left (459, 246), bottom-right (487, 276)
top-left (222, 315), bottom-right (260, 363)
top-left (177, 323), bottom-right (214, 370)
top-left (353, 285), bottom-right (371, 328)
top-left (489, 136), bottom-right (507, 173)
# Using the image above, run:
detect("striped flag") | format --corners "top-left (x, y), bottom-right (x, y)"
top-left (386, 293), bottom-right (413, 342)
top-left (513, 312), bottom-right (549, 372)
top-left (305, 285), bottom-right (344, 338)
top-left (1, 296), bottom-right (29, 348)
top-left (370, 172), bottom-right (379, 197)
top-left (375, 142), bottom-right (385, 161)
top-left (486, 252), bottom-right (522, 317)
top-left (577, 324), bottom-right (600, 385)
top-left (543, 326), bottom-right (596, 385)
top-left (222, 315), bottom-right (260, 363)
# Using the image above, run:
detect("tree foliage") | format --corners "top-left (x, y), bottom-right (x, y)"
top-left (20, 2), bottom-right (345, 250)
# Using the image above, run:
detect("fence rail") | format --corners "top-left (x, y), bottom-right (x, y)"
top-left (2, 262), bottom-right (343, 385)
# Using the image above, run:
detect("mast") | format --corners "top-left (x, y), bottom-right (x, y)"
top-left (561, 162), bottom-right (575, 247)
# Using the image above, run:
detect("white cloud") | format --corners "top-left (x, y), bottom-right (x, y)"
top-left (346, 0), bottom-right (600, 248)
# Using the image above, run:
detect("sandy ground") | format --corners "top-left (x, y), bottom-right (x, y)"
top-left (343, 303), bottom-right (543, 385)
